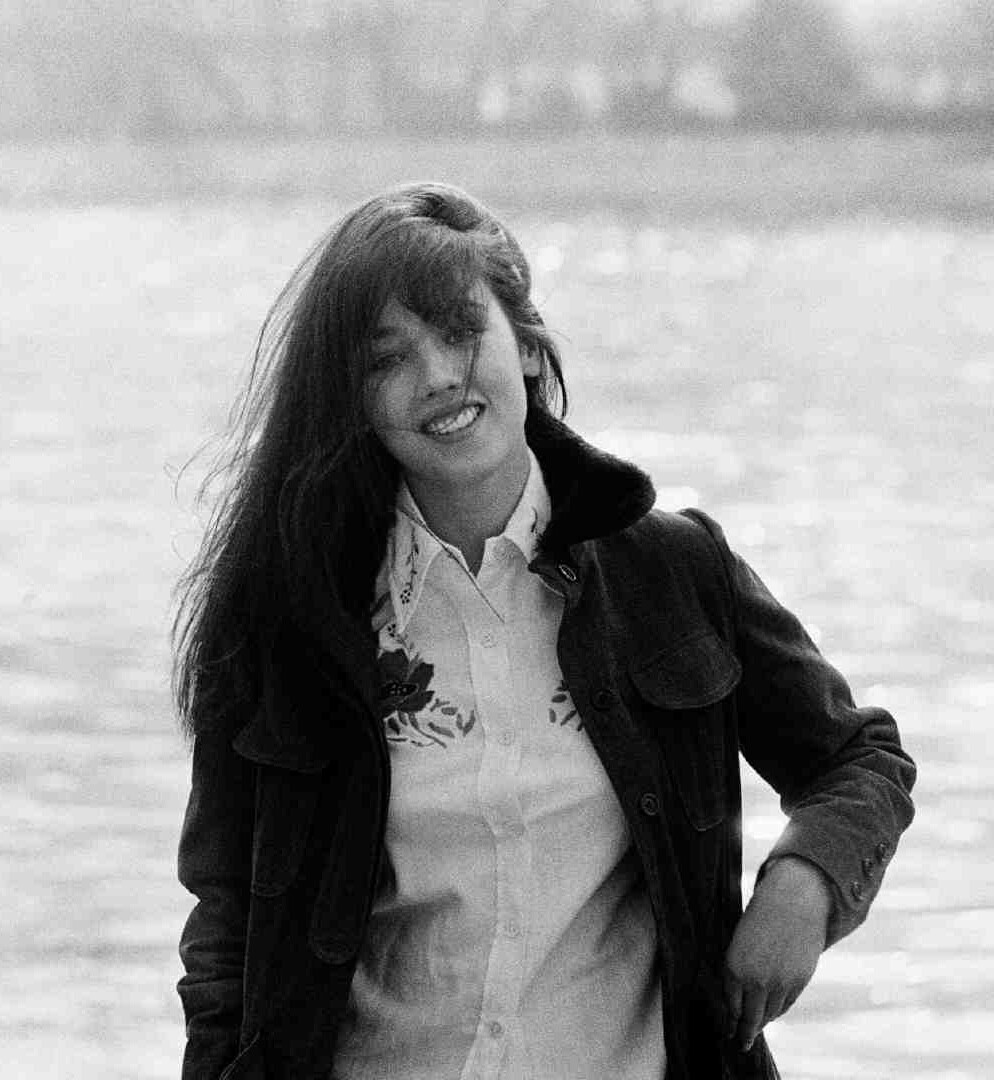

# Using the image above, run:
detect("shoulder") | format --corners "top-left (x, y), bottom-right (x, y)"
top-left (602, 506), bottom-right (734, 572)
top-left (581, 507), bottom-right (739, 629)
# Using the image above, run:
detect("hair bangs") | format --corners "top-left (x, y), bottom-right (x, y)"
top-left (362, 219), bottom-right (491, 343)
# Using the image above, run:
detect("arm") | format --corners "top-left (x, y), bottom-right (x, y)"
top-left (729, 546), bottom-right (916, 945)
top-left (683, 511), bottom-right (917, 1048)
top-left (177, 729), bottom-right (256, 1080)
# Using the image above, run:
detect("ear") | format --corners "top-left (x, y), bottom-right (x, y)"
top-left (519, 346), bottom-right (541, 378)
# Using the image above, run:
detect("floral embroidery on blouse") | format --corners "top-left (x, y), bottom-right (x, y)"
top-left (398, 525), bottom-right (420, 608)
top-left (379, 645), bottom-right (477, 748)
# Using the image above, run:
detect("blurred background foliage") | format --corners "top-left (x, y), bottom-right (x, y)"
top-left (3, 0), bottom-right (994, 138)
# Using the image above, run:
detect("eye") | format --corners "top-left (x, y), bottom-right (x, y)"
top-left (445, 325), bottom-right (484, 347)
top-left (369, 350), bottom-right (406, 373)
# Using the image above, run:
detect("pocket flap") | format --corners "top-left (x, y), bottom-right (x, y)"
top-left (630, 632), bottom-right (741, 710)
top-left (233, 706), bottom-right (334, 774)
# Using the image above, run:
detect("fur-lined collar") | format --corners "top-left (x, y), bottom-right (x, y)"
top-left (526, 410), bottom-right (656, 555)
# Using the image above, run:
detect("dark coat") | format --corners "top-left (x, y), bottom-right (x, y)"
top-left (177, 416), bottom-right (916, 1080)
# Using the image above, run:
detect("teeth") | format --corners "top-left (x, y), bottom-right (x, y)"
top-left (424, 405), bottom-right (481, 436)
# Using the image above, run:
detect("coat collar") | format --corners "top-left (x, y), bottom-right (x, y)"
top-left (526, 410), bottom-right (656, 556)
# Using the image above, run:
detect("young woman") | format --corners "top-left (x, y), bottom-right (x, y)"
top-left (174, 182), bottom-right (916, 1080)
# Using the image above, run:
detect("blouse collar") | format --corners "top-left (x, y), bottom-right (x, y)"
top-left (382, 449), bottom-right (550, 634)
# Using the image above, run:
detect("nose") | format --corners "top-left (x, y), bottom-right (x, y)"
top-left (419, 335), bottom-right (466, 396)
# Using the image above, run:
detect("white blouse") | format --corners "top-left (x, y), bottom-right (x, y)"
top-left (332, 453), bottom-right (665, 1080)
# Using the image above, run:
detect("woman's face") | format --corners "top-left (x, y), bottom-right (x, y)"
top-left (363, 284), bottom-right (540, 507)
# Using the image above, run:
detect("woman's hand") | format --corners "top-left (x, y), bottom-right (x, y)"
top-left (723, 855), bottom-right (833, 1052)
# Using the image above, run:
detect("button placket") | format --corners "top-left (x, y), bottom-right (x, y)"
top-left (468, 577), bottom-right (527, 1080)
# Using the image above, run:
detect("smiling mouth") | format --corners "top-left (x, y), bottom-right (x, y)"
top-left (422, 404), bottom-right (483, 436)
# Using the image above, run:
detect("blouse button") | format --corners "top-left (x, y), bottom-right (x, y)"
top-left (639, 792), bottom-right (660, 817)
top-left (557, 563), bottom-right (578, 582)
top-left (489, 1020), bottom-right (504, 1039)
top-left (851, 880), bottom-right (864, 902)
top-left (875, 840), bottom-right (890, 862)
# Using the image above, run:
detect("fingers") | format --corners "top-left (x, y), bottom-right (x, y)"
top-left (737, 982), bottom-right (766, 1051)
top-left (724, 974), bottom-right (789, 1052)
top-left (723, 975), bottom-right (743, 1042)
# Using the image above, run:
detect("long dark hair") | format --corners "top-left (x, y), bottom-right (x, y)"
top-left (172, 182), bottom-right (567, 740)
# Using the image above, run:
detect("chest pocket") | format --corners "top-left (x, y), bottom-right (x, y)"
top-left (233, 708), bottom-right (336, 898)
top-left (629, 631), bottom-right (741, 830)
top-left (248, 764), bottom-right (328, 897)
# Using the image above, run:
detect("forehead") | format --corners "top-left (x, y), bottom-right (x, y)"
top-left (371, 297), bottom-right (431, 341)
top-left (371, 285), bottom-right (495, 341)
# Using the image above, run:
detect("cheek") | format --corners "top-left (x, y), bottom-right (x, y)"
top-left (363, 375), bottom-right (405, 437)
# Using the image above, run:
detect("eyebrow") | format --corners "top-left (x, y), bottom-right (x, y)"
top-left (370, 324), bottom-right (407, 344)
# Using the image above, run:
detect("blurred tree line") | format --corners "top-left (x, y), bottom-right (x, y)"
top-left (2, 0), bottom-right (993, 137)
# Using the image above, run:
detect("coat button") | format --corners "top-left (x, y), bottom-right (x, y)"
top-left (875, 840), bottom-right (890, 862)
top-left (861, 856), bottom-right (874, 878)
top-left (557, 563), bottom-right (578, 582)
top-left (593, 688), bottom-right (615, 709)
top-left (850, 880), bottom-right (864, 902)
top-left (639, 792), bottom-right (660, 817)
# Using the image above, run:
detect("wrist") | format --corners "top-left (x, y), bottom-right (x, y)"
top-left (760, 856), bottom-right (834, 922)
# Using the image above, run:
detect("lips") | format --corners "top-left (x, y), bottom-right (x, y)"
top-left (421, 404), bottom-right (484, 436)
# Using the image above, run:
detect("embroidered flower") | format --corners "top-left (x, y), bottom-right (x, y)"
top-left (378, 645), bottom-right (476, 748)
top-left (378, 648), bottom-right (435, 716)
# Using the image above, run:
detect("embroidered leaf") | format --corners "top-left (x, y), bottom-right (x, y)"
top-left (428, 722), bottom-right (454, 738)
top-left (560, 709), bottom-right (578, 726)
top-left (407, 715), bottom-right (446, 747)
top-left (387, 717), bottom-right (400, 734)
top-left (548, 708), bottom-right (557, 724)
top-left (551, 693), bottom-right (568, 704)
top-left (441, 706), bottom-right (457, 715)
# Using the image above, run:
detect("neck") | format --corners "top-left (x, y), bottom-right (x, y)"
top-left (407, 459), bottom-right (530, 575)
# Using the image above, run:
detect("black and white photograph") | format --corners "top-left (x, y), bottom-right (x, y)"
top-left (2, 2), bottom-right (991, 1077)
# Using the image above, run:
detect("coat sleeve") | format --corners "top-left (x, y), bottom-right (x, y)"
top-left (177, 728), bottom-right (256, 1080)
top-left (684, 509), bottom-right (917, 947)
